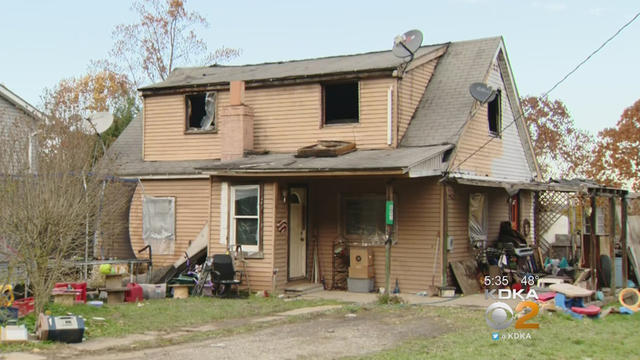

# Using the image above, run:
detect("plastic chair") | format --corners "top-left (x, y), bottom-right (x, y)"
top-left (211, 254), bottom-right (241, 297)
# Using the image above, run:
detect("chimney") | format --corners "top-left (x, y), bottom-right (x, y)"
top-left (220, 81), bottom-right (253, 161)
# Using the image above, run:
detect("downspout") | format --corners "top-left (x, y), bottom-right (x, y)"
top-left (440, 182), bottom-right (448, 288)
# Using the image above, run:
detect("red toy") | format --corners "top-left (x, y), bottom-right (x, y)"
top-left (537, 292), bottom-right (556, 302)
top-left (125, 283), bottom-right (144, 303)
top-left (571, 305), bottom-right (601, 316)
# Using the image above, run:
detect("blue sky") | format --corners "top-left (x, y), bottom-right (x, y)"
top-left (1, 1), bottom-right (639, 135)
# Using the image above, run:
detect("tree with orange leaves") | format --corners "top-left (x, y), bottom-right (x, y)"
top-left (521, 95), bottom-right (595, 180)
top-left (109, 0), bottom-right (240, 86)
top-left (588, 99), bottom-right (640, 191)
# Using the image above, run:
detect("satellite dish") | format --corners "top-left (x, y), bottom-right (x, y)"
top-left (86, 112), bottom-right (114, 134)
top-left (392, 29), bottom-right (423, 60)
top-left (469, 82), bottom-right (497, 104)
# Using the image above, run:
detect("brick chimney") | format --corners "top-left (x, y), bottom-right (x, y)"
top-left (220, 81), bottom-right (253, 161)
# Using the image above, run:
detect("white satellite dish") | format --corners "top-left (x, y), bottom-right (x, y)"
top-left (469, 82), bottom-right (497, 104)
top-left (392, 29), bottom-right (423, 60)
top-left (86, 112), bottom-right (114, 134)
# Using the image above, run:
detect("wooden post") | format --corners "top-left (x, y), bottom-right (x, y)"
top-left (609, 196), bottom-right (616, 295)
top-left (590, 194), bottom-right (598, 290)
top-left (384, 181), bottom-right (393, 296)
top-left (621, 195), bottom-right (629, 286)
top-left (441, 183), bottom-right (448, 288)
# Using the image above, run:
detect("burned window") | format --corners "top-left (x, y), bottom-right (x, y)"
top-left (185, 92), bottom-right (215, 131)
top-left (323, 82), bottom-right (359, 125)
top-left (343, 195), bottom-right (385, 241)
top-left (488, 89), bottom-right (501, 136)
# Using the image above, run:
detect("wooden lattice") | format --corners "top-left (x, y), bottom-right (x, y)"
top-left (535, 191), bottom-right (571, 256)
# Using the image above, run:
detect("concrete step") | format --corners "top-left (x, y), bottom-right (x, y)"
top-left (284, 282), bottom-right (324, 295)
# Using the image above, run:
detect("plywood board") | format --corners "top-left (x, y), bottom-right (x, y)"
top-left (450, 260), bottom-right (481, 295)
top-left (549, 283), bottom-right (594, 298)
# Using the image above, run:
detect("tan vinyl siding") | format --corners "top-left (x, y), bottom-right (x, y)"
top-left (452, 60), bottom-right (532, 181)
top-left (129, 179), bottom-right (210, 266)
top-left (143, 78), bottom-right (397, 161)
top-left (310, 178), bottom-right (441, 293)
top-left (397, 58), bottom-right (438, 142)
top-left (209, 180), bottom-right (276, 291)
top-left (143, 95), bottom-right (221, 161)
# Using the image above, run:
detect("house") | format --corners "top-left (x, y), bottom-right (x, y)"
top-left (0, 84), bottom-right (43, 173)
top-left (110, 35), bottom-right (541, 293)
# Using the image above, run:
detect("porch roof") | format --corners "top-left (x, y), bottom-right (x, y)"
top-left (198, 145), bottom-right (452, 177)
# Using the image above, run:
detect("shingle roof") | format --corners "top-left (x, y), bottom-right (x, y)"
top-left (112, 36), bottom-right (504, 177)
top-left (139, 44), bottom-right (446, 90)
top-left (0, 83), bottom-right (45, 121)
top-left (400, 37), bottom-right (502, 147)
top-left (108, 115), bottom-right (220, 177)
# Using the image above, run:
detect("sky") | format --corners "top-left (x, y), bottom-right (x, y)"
top-left (1, 0), bottom-right (639, 135)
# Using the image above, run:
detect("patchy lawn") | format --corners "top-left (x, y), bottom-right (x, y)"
top-left (1, 295), bottom-right (338, 353)
top-left (353, 305), bottom-right (640, 360)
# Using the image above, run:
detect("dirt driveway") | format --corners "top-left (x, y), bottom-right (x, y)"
top-left (65, 306), bottom-right (450, 360)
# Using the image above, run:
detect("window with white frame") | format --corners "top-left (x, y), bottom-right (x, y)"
top-left (230, 185), bottom-right (260, 252)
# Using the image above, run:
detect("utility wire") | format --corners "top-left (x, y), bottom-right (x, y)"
top-left (451, 9), bottom-right (640, 173)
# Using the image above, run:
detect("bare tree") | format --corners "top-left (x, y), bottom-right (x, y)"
top-left (0, 114), bottom-right (129, 319)
top-left (109, 0), bottom-right (240, 86)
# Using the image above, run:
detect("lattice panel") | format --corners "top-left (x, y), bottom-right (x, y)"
top-left (535, 191), bottom-right (571, 255)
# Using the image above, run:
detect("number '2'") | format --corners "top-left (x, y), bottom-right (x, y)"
top-left (514, 301), bottom-right (540, 329)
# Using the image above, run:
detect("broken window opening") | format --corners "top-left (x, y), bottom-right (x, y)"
top-left (487, 89), bottom-right (501, 136)
top-left (323, 82), bottom-right (359, 125)
top-left (186, 92), bottom-right (216, 131)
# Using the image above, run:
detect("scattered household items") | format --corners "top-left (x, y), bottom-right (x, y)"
top-left (332, 239), bottom-right (348, 290)
top-left (211, 254), bottom-right (242, 297)
top-left (52, 287), bottom-right (83, 306)
top-left (54, 282), bottom-right (87, 304)
top-left (537, 275), bottom-right (571, 288)
top-left (537, 292), bottom-right (556, 302)
top-left (125, 283), bottom-right (144, 302)
top-left (1, 325), bottom-right (28, 343)
top-left (37, 313), bottom-right (85, 343)
top-left (348, 246), bottom-right (374, 293)
top-left (0, 285), bottom-right (14, 307)
top-left (618, 287), bottom-right (640, 312)
top-left (168, 284), bottom-right (193, 299)
top-left (87, 301), bottom-right (103, 308)
top-left (12, 297), bottom-right (34, 317)
top-left (571, 305), bottom-right (601, 316)
top-left (438, 286), bottom-right (456, 298)
top-left (450, 259), bottom-right (481, 295)
top-left (139, 283), bottom-right (166, 299)
top-left (100, 273), bottom-right (127, 303)
top-left (549, 283), bottom-right (594, 298)
top-left (0, 307), bottom-right (18, 326)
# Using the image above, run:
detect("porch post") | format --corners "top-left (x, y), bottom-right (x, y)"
top-left (621, 195), bottom-right (628, 286)
top-left (385, 181), bottom-right (393, 296)
top-left (590, 193), bottom-right (597, 290)
top-left (609, 196), bottom-right (616, 295)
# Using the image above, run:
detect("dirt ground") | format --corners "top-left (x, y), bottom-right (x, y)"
top-left (53, 307), bottom-right (450, 360)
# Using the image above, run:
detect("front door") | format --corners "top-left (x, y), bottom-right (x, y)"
top-left (288, 187), bottom-right (307, 279)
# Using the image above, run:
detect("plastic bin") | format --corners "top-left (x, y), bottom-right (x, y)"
top-left (12, 297), bottom-right (34, 317)
top-left (139, 283), bottom-right (166, 299)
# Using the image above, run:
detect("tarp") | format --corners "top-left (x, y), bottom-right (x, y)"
top-left (142, 196), bottom-right (175, 255)
top-left (468, 193), bottom-right (488, 246)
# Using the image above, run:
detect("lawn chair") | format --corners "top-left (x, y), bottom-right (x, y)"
top-left (211, 254), bottom-right (241, 297)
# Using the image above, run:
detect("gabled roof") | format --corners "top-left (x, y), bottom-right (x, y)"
top-left (400, 37), bottom-right (502, 147)
top-left (112, 36), bottom-right (533, 178)
top-left (0, 84), bottom-right (45, 122)
top-left (139, 44), bottom-right (446, 91)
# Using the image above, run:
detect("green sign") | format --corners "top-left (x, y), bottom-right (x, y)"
top-left (386, 201), bottom-right (394, 225)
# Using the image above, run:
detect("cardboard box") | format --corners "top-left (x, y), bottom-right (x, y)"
top-left (349, 246), bottom-right (374, 279)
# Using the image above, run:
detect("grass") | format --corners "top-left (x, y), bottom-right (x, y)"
top-left (0, 295), bottom-right (338, 353)
top-left (352, 305), bottom-right (640, 360)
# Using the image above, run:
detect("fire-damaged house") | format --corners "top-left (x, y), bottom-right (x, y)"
top-left (108, 35), bottom-right (545, 293)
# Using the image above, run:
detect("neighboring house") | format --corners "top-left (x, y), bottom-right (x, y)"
top-left (110, 36), bottom-right (541, 292)
top-left (0, 84), bottom-right (43, 173)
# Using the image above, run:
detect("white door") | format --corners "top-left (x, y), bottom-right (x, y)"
top-left (288, 187), bottom-right (307, 279)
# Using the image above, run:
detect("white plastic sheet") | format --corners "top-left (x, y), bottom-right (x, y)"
top-left (469, 193), bottom-right (488, 247)
top-left (142, 196), bottom-right (175, 254)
